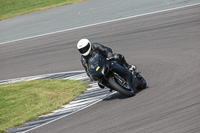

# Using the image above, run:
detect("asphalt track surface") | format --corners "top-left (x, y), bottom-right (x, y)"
top-left (0, 3), bottom-right (200, 133)
top-left (0, 0), bottom-right (199, 44)
top-left (0, 4), bottom-right (195, 133)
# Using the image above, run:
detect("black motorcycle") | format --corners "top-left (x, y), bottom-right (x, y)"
top-left (88, 53), bottom-right (147, 97)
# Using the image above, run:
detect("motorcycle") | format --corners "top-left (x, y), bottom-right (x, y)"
top-left (88, 53), bottom-right (147, 97)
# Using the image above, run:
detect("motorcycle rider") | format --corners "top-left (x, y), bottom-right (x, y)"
top-left (77, 38), bottom-right (136, 91)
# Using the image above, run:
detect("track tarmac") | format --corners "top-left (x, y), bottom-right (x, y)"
top-left (9, 4), bottom-right (199, 133)
top-left (0, 2), bottom-right (200, 132)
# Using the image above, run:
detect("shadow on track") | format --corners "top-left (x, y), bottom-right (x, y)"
top-left (103, 92), bottom-right (129, 101)
top-left (104, 87), bottom-right (148, 101)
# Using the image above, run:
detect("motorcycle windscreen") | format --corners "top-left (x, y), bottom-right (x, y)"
top-left (88, 54), bottom-right (105, 80)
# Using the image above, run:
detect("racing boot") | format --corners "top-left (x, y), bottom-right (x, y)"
top-left (116, 54), bottom-right (136, 71)
top-left (98, 82), bottom-right (105, 89)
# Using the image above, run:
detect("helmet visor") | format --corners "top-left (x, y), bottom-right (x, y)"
top-left (78, 43), bottom-right (90, 54)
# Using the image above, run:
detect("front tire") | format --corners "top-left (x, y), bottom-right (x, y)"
top-left (108, 75), bottom-right (135, 97)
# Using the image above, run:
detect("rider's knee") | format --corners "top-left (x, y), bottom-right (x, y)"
top-left (114, 53), bottom-right (119, 60)
top-left (114, 53), bottom-right (123, 60)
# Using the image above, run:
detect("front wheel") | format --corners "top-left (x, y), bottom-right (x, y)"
top-left (108, 74), bottom-right (135, 97)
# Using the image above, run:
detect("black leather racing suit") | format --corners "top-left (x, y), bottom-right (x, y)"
top-left (80, 43), bottom-right (135, 89)
top-left (81, 43), bottom-right (112, 76)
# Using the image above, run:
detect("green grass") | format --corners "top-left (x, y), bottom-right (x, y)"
top-left (0, 0), bottom-right (86, 20)
top-left (0, 79), bottom-right (89, 131)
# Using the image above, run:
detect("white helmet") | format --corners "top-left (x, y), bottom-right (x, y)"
top-left (77, 39), bottom-right (92, 56)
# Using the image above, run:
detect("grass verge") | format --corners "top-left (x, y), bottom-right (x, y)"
top-left (0, 79), bottom-right (89, 131)
top-left (0, 0), bottom-right (86, 20)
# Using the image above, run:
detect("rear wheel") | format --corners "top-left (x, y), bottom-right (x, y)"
top-left (136, 74), bottom-right (147, 90)
top-left (108, 74), bottom-right (135, 97)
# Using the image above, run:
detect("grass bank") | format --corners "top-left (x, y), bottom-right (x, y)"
top-left (0, 0), bottom-right (86, 20)
top-left (0, 79), bottom-right (89, 131)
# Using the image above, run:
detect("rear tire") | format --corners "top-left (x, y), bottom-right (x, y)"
top-left (136, 74), bottom-right (147, 90)
top-left (108, 75), bottom-right (135, 97)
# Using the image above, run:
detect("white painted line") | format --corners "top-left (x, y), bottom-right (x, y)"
top-left (64, 73), bottom-right (88, 80)
top-left (0, 70), bottom-right (85, 84)
top-left (0, 3), bottom-right (200, 45)
top-left (70, 96), bottom-right (106, 104)
top-left (61, 99), bottom-right (98, 109)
